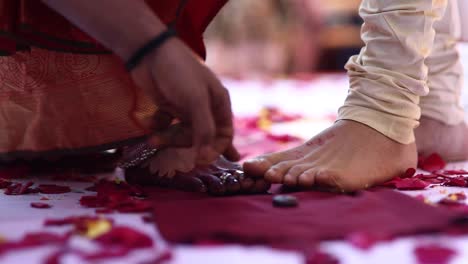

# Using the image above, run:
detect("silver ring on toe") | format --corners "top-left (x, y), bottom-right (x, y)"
top-left (219, 172), bottom-right (232, 184)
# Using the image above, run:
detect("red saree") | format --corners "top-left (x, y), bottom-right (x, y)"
top-left (0, 0), bottom-right (228, 159)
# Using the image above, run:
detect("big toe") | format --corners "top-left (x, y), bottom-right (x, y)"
top-left (243, 149), bottom-right (300, 177)
top-left (243, 156), bottom-right (275, 177)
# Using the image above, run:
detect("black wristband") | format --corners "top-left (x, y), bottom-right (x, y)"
top-left (125, 27), bottom-right (176, 71)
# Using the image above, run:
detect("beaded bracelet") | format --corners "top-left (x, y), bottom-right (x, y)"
top-left (125, 26), bottom-right (176, 71)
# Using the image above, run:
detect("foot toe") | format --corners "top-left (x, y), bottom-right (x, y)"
top-left (265, 160), bottom-right (297, 183)
top-left (243, 156), bottom-right (276, 177)
top-left (298, 169), bottom-right (318, 187)
top-left (243, 148), bottom-right (303, 177)
top-left (284, 164), bottom-right (311, 186)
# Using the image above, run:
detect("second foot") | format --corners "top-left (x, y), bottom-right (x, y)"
top-left (244, 120), bottom-right (417, 192)
top-left (415, 116), bottom-right (468, 162)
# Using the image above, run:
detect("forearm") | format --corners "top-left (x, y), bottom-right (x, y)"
top-left (42, 0), bottom-right (166, 60)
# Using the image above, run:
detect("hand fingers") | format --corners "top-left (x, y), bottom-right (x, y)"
top-left (223, 143), bottom-right (241, 162)
top-left (151, 110), bottom-right (174, 131)
top-left (147, 123), bottom-right (192, 148)
top-left (190, 91), bottom-right (218, 165)
top-left (208, 78), bottom-right (236, 156)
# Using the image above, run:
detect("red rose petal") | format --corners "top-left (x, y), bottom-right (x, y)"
top-left (44, 216), bottom-right (108, 227)
top-left (418, 153), bottom-right (446, 172)
top-left (94, 226), bottom-right (153, 249)
top-left (0, 232), bottom-right (69, 255)
top-left (415, 173), bottom-right (439, 179)
top-left (306, 250), bottom-right (340, 264)
top-left (414, 244), bottom-right (457, 264)
top-left (395, 178), bottom-right (430, 190)
top-left (4, 181), bottom-right (35, 195)
top-left (38, 184), bottom-right (72, 194)
top-left (30, 202), bottom-right (52, 209)
top-left (401, 168), bottom-right (417, 178)
top-left (346, 232), bottom-right (389, 250)
top-left (0, 178), bottom-right (11, 189)
top-left (442, 169), bottom-right (468, 175)
top-left (79, 180), bottom-right (150, 213)
top-left (443, 176), bottom-right (467, 187)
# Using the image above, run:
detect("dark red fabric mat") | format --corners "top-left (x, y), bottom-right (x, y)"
top-left (147, 187), bottom-right (466, 250)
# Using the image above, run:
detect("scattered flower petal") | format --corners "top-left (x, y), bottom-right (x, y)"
top-left (346, 232), bottom-right (389, 250)
top-left (30, 202), bottom-right (52, 209)
top-left (418, 153), bottom-right (446, 172)
top-left (414, 244), bottom-right (456, 264)
top-left (4, 181), bottom-right (35, 195)
top-left (0, 232), bottom-right (69, 255)
top-left (306, 250), bottom-right (340, 264)
top-left (0, 178), bottom-right (11, 189)
top-left (79, 180), bottom-right (151, 213)
top-left (442, 169), bottom-right (468, 175)
top-left (38, 184), bottom-right (72, 194)
top-left (94, 226), bottom-right (153, 249)
top-left (401, 168), bottom-right (417, 179)
top-left (395, 178), bottom-right (430, 190)
top-left (443, 176), bottom-right (467, 187)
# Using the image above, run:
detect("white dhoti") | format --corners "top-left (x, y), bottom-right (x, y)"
top-left (338, 0), bottom-right (463, 144)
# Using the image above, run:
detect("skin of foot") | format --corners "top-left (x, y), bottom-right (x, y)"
top-left (243, 120), bottom-right (417, 192)
top-left (124, 146), bottom-right (270, 195)
top-left (415, 116), bottom-right (468, 162)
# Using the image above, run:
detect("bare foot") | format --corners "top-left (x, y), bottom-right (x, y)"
top-left (415, 116), bottom-right (468, 161)
top-left (123, 145), bottom-right (270, 195)
top-left (243, 120), bottom-right (417, 192)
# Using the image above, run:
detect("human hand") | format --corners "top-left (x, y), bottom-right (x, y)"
top-left (130, 37), bottom-right (239, 165)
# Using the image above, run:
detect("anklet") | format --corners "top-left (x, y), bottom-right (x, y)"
top-left (118, 148), bottom-right (158, 169)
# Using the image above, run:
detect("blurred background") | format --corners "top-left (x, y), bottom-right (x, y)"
top-left (204, 0), bottom-right (362, 78)
top-left (204, 0), bottom-right (468, 79)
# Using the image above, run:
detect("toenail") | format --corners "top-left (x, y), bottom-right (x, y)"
top-left (247, 157), bottom-right (265, 163)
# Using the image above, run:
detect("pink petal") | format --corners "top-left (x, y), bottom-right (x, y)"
top-left (395, 178), bottom-right (430, 190)
top-left (414, 244), bottom-right (457, 264)
top-left (346, 232), bottom-right (389, 250)
top-left (30, 202), bottom-right (52, 209)
top-left (443, 177), bottom-right (467, 187)
top-left (418, 153), bottom-right (446, 172)
top-left (38, 184), bottom-right (71, 194)
top-left (401, 168), bottom-right (417, 178)
top-left (94, 226), bottom-right (153, 249)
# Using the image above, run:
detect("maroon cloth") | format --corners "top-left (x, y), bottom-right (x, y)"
top-left (148, 188), bottom-right (466, 250)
